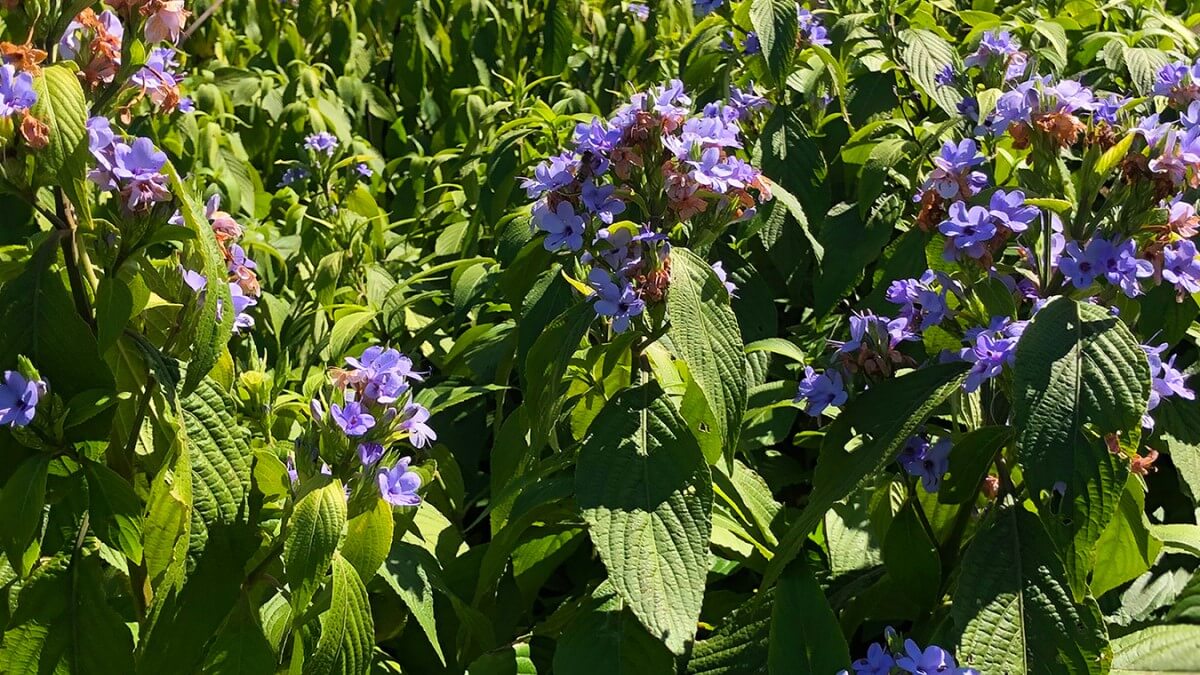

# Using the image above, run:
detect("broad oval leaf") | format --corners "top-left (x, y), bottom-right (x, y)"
top-left (285, 480), bottom-right (348, 614)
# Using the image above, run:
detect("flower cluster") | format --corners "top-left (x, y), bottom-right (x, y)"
top-left (60, 9), bottom-right (124, 88)
top-left (0, 62), bottom-right (44, 149)
top-left (277, 132), bottom-right (370, 191)
top-left (1142, 343), bottom-right (1195, 430)
top-left (841, 635), bottom-right (978, 675)
top-left (0, 370), bottom-right (46, 429)
top-left (898, 435), bottom-right (952, 492)
top-left (177, 194), bottom-right (260, 333)
top-left (523, 80), bottom-right (770, 332)
top-left (306, 345), bottom-right (435, 507)
top-left (87, 116), bottom-right (172, 212)
top-left (958, 316), bottom-right (1026, 393)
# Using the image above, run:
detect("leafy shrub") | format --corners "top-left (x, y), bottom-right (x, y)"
top-left (0, 0), bottom-right (1199, 673)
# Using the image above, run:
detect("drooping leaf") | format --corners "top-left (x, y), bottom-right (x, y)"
top-left (284, 480), bottom-right (348, 614)
top-left (341, 497), bottom-right (393, 582)
top-left (1012, 297), bottom-right (1149, 600)
top-left (379, 541), bottom-right (446, 666)
top-left (940, 426), bottom-right (1013, 504)
top-left (201, 596), bottom-right (277, 675)
top-left (576, 381), bottom-right (713, 655)
top-left (0, 455), bottom-right (50, 573)
top-left (303, 554), bottom-right (374, 675)
top-left (952, 507), bottom-right (1110, 674)
top-left (767, 559), bottom-right (851, 673)
top-left (83, 459), bottom-right (144, 563)
top-left (1110, 625), bottom-right (1200, 673)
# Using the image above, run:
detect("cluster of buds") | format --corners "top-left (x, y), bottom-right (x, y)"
top-left (523, 80), bottom-right (771, 333)
top-left (300, 346), bottom-right (436, 508)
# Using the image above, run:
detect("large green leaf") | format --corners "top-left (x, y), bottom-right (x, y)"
top-left (576, 382), bottom-right (713, 655)
top-left (553, 581), bottom-right (675, 674)
top-left (303, 554), bottom-right (374, 675)
top-left (767, 560), bottom-right (851, 673)
top-left (522, 301), bottom-right (593, 452)
top-left (952, 507), bottom-right (1110, 674)
top-left (939, 426), bottom-right (1013, 504)
top-left (763, 362), bottom-right (968, 586)
top-left (1111, 625), bottom-right (1200, 673)
top-left (200, 597), bottom-right (277, 675)
top-left (1090, 476), bottom-right (1162, 599)
top-left (341, 497), bottom-right (393, 582)
top-left (380, 541), bottom-right (446, 666)
top-left (687, 588), bottom-right (772, 675)
top-left (881, 501), bottom-right (941, 610)
top-left (181, 376), bottom-right (252, 554)
top-left (84, 459), bottom-right (144, 564)
top-left (750, 0), bottom-right (798, 84)
top-left (899, 29), bottom-right (963, 116)
top-left (668, 247), bottom-right (748, 462)
top-left (164, 163), bottom-right (234, 396)
top-left (30, 64), bottom-right (88, 184)
top-left (1013, 297), bottom-right (1150, 600)
top-left (0, 455), bottom-right (50, 573)
top-left (285, 480), bottom-right (348, 614)
top-left (1152, 396), bottom-right (1200, 509)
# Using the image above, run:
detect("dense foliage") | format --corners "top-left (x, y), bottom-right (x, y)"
top-left (1, 0), bottom-right (1200, 672)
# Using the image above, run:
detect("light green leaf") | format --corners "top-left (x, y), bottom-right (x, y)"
top-left (899, 29), bottom-right (962, 116)
top-left (327, 310), bottom-right (376, 360)
top-left (744, 338), bottom-right (806, 364)
top-left (181, 376), bottom-right (252, 554)
top-left (1091, 477), bottom-right (1162, 598)
top-left (668, 247), bottom-right (748, 462)
top-left (341, 497), bottom-right (394, 582)
top-left (750, 0), bottom-right (798, 84)
top-left (164, 163), bottom-right (234, 396)
top-left (523, 301), bottom-right (593, 451)
top-left (84, 459), bottom-right (144, 564)
top-left (953, 507), bottom-right (1110, 674)
top-left (303, 554), bottom-right (374, 675)
top-left (30, 64), bottom-right (88, 184)
top-left (763, 362), bottom-right (968, 586)
top-left (1111, 625), bottom-right (1200, 673)
top-left (688, 589), bottom-right (773, 674)
top-left (285, 480), bottom-right (348, 614)
top-left (576, 382), bottom-right (713, 655)
top-left (95, 276), bottom-right (134, 355)
top-left (1013, 297), bottom-right (1150, 601)
top-left (467, 642), bottom-right (538, 674)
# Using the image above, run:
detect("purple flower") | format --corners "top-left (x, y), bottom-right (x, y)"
top-left (358, 442), bottom-right (385, 466)
top-left (304, 132), bottom-right (339, 155)
top-left (711, 261), bottom-right (738, 297)
top-left (901, 437), bottom-right (952, 493)
top-left (278, 166), bottom-right (310, 188)
top-left (181, 267), bottom-right (207, 294)
top-left (344, 346), bottom-right (423, 404)
top-left (131, 47), bottom-right (182, 108)
top-left (0, 371), bottom-right (45, 428)
top-left (693, 0), bottom-right (724, 17)
top-left (1059, 240), bottom-right (1102, 288)
top-left (688, 147), bottom-right (738, 192)
top-left (356, 163), bottom-right (373, 177)
top-left (588, 267), bottom-right (644, 333)
top-left (939, 202), bottom-right (997, 259)
top-left (533, 200), bottom-right (586, 252)
top-left (627, 3), bottom-right (649, 20)
top-left (1149, 130), bottom-right (1200, 184)
top-left (581, 180), bottom-right (626, 224)
top-left (917, 139), bottom-right (987, 202)
top-left (1162, 239), bottom-right (1200, 294)
top-left (1045, 79), bottom-right (1095, 113)
top-left (964, 30), bottom-right (1020, 69)
top-left (114, 138), bottom-right (171, 210)
top-left (896, 640), bottom-right (965, 675)
top-left (60, 10), bottom-right (124, 60)
top-left (521, 152), bottom-right (578, 198)
top-left (851, 642), bottom-right (895, 675)
top-left (959, 331), bottom-right (1018, 392)
top-left (987, 189), bottom-right (1039, 234)
top-left (1133, 113), bottom-right (1170, 147)
top-left (934, 65), bottom-right (956, 87)
top-left (834, 312), bottom-right (915, 353)
top-left (1094, 94), bottom-right (1128, 125)
top-left (796, 8), bottom-right (831, 47)
top-left (227, 243), bottom-right (257, 276)
top-left (729, 82), bottom-right (769, 119)
top-left (992, 80), bottom-right (1038, 132)
top-left (398, 399), bottom-right (437, 449)
top-left (795, 366), bottom-right (848, 416)
top-left (650, 79), bottom-right (692, 118)
top-left (229, 282), bottom-right (256, 332)
top-left (743, 31), bottom-right (761, 55)
top-left (886, 270), bottom-right (951, 330)
top-left (0, 64), bottom-right (37, 118)
top-left (330, 400), bottom-right (375, 436)
top-left (378, 457), bottom-right (422, 507)
top-left (1154, 60), bottom-right (1200, 107)
top-left (1144, 344), bottom-right (1195, 427)
top-left (1097, 238), bottom-right (1154, 297)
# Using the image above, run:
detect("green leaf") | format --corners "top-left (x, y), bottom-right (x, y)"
top-left (181, 376), bottom-right (252, 553)
top-left (523, 301), bottom-right (593, 451)
top-left (1013, 297), bottom-right (1150, 600)
top-left (767, 559), bottom-right (851, 673)
top-left (541, 0), bottom-right (573, 73)
top-left (95, 276), bottom-right (133, 354)
top-left (1123, 47), bottom-right (1171, 96)
top-left (668, 247), bottom-right (748, 462)
top-left (163, 163), bottom-right (234, 396)
top-left (84, 459), bottom-right (144, 564)
top-left (0, 455), bottom-right (50, 573)
top-left (750, 0), bottom-right (798, 84)
top-left (744, 338), bottom-right (806, 364)
top-left (1111, 625), bottom-right (1200, 673)
top-left (1091, 476), bottom-right (1162, 598)
top-left (341, 497), bottom-right (393, 582)
top-left (1151, 396), bottom-right (1200, 508)
top-left (576, 381), bottom-right (713, 655)
top-left (303, 554), bottom-right (374, 675)
top-left (142, 428), bottom-right (191, 594)
top-left (940, 426), bottom-right (1013, 504)
top-left (763, 362), bottom-right (968, 586)
top-left (688, 589), bottom-right (773, 674)
top-left (327, 310), bottom-right (376, 359)
top-left (553, 581), bottom-right (675, 674)
top-left (380, 541), bottom-right (446, 666)
top-left (953, 507), bottom-right (1110, 674)
top-left (882, 501), bottom-right (941, 610)
top-left (30, 64), bottom-right (88, 184)
top-left (201, 596), bottom-right (277, 675)
top-left (467, 642), bottom-right (539, 674)
top-left (285, 480), bottom-right (348, 614)
top-left (899, 29), bottom-right (962, 116)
